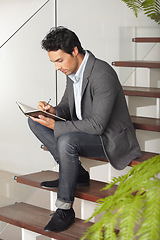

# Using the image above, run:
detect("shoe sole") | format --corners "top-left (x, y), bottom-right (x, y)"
top-left (40, 181), bottom-right (90, 189)
top-left (44, 218), bottom-right (75, 232)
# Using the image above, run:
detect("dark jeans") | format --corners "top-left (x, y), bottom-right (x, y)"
top-left (28, 118), bottom-right (106, 209)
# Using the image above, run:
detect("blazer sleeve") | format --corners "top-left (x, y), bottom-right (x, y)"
top-left (54, 65), bottom-right (121, 140)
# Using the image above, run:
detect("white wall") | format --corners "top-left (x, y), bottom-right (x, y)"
top-left (56, 0), bottom-right (158, 101)
top-left (0, 0), bottom-right (159, 176)
top-left (0, 0), bottom-right (57, 174)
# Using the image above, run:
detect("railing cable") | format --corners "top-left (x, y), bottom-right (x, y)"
top-left (0, 0), bottom-right (50, 48)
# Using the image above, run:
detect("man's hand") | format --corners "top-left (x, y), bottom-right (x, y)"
top-left (38, 101), bottom-right (56, 115)
top-left (30, 115), bottom-right (55, 130)
top-left (30, 100), bottom-right (56, 129)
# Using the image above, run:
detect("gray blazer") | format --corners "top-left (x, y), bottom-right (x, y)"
top-left (54, 51), bottom-right (142, 170)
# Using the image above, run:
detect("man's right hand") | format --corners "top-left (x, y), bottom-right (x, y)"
top-left (38, 101), bottom-right (56, 115)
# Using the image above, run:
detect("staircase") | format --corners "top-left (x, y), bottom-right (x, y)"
top-left (0, 37), bottom-right (160, 240)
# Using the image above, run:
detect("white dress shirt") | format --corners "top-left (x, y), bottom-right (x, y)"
top-left (68, 50), bottom-right (89, 120)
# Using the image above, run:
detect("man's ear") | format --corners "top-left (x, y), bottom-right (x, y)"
top-left (72, 46), bottom-right (79, 57)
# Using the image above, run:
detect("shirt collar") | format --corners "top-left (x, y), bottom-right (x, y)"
top-left (69, 50), bottom-right (89, 83)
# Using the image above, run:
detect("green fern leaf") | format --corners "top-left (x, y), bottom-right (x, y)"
top-left (136, 179), bottom-right (160, 240)
top-left (82, 155), bottom-right (160, 240)
top-left (121, 0), bottom-right (143, 17)
top-left (142, 0), bottom-right (160, 24)
top-left (102, 175), bottom-right (126, 191)
top-left (80, 221), bottom-right (104, 240)
top-left (122, 0), bottom-right (160, 24)
top-left (86, 195), bottom-right (115, 221)
top-left (118, 195), bottom-right (144, 240)
top-left (103, 212), bottom-right (119, 240)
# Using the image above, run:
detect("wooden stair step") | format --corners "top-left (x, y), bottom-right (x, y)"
top-left (131, 115), bottom-right (160, 132)
top-left (0, 202), bottom-right (93, 240)
top-left (16, 171), bottom-right (117, 202)
top-left (41, 146), bottom-right (159, 166)
top-left (123, 86), bottom-right (160, 98)
top-left (112, 61), bottom-right (160, 68)
top-left (132, 37), bottom-right (160, 43)
top-left (87, 151), bottom-right (159, 166)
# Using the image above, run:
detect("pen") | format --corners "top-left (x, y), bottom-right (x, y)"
top-left (47, 98), bottom-right (51, 105)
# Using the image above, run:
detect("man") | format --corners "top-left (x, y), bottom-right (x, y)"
top-left (28, 26), bottom-right (142, 232)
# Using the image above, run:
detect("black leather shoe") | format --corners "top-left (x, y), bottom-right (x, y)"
top-left (40, 171), bottom-right (90, 189)
top-left (44, 208), bottom-right (75, 232)
top-left (77, 171), bottom-right (90, 186)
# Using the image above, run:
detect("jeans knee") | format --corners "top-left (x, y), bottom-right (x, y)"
top-left (57, 133), bottom-right (79, 156)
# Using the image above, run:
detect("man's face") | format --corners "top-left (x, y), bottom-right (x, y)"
top-left (48, 48), bottom-right (80, 75)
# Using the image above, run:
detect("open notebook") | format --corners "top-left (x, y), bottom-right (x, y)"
top-left (16, 102), bottom-right (66, 121)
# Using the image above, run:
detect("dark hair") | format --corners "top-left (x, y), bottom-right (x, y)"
top-left (41, 26), bottom-right (85, 55)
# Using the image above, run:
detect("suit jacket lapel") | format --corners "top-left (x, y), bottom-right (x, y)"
top-left (67, 77), bottom-right (77, 119)
top-left (81, 51), bottom-right (96, 98)
top-left (67, 51), bottom-right (96, 118)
